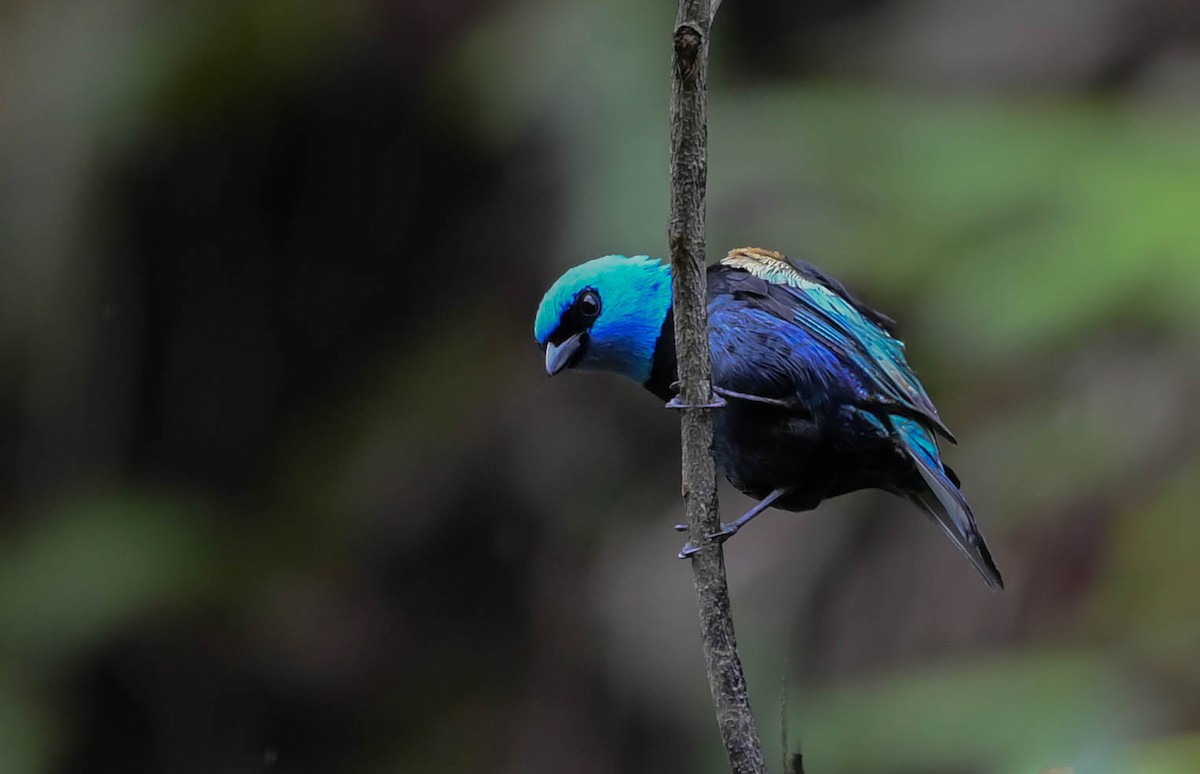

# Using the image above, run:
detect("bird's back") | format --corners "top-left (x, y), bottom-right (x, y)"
top-left (700, 248), bottom-right (1003, 588)
top-left (702, 250), bottom-right (913, 503)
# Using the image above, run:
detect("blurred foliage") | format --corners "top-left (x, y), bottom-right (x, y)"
top-left (1, 0), bottom-right (1198, 772)
top-left (797, 652), bottom-right (1148, 773)
top-left (0, 493), bottom-right (215, 661)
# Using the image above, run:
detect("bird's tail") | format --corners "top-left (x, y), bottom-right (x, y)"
top-left (891, 416), bottom-right (1004, 591)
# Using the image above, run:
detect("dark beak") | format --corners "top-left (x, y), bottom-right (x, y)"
top-left (545, 332), bottom-right (584, 376)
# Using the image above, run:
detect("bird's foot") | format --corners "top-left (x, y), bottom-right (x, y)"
top-left (675, 522), bottom-right (740, 559)
top-left (672, 488), bottom-right (788, 559)
top-left (665, 394), bottom-right (727, 411)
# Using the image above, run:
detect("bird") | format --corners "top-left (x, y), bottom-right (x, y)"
top-left (534, 247), bottom-right (1003, 590)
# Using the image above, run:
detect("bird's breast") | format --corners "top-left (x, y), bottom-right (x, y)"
top-left (712, 401), bottom-right (825, 507)
top-left (712, 399), bottom-right (914, 510)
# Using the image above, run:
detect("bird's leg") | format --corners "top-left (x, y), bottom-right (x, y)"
top-left (714, 487), bottom-right (789, 537)
top-left (712, 385), bottom-right (796, 409)
top-left (667, 382), bottom-right (795, 410)
top-left (676, 487), bottom-right (790, 558)
top-left (663, 380), bottom-right (728, 411)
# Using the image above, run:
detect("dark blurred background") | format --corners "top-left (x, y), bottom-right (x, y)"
top-left (2, 0), bottom-right (1199, 772)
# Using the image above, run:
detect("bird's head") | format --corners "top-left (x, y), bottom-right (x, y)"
top-left (534, 255), bottom-right (672, 384)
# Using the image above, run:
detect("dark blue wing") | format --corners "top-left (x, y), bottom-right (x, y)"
top-left (707, 295), bottom-right (854, 416)
top-left (714, 247), bottom-right (954, 441)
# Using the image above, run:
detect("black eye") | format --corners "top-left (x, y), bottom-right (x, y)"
top-left (578, 290), bottom-right (601, 318)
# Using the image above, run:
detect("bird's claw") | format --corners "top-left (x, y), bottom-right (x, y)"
top-left (673, 522), bottom-right (688, 532)
top-left (677, 542), bottom-right (701, 559)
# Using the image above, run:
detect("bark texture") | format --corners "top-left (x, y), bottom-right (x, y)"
top-left (668, 2), bottom-right (768, 772)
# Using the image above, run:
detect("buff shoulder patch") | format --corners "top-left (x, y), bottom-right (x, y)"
top-left (720, 247), bottom-right (813, 289)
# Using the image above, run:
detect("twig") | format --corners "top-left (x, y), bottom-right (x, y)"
top-left (667, 2), bottom-right (768, 773)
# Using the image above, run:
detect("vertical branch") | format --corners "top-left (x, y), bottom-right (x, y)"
top-left (668, 2), bottom-right (768, 773)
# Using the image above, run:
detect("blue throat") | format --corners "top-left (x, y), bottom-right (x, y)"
top-left (581, 258), bottom-right (672, 384)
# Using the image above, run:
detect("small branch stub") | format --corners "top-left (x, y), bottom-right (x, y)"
top-left (674, 24), bottom-right (702, 80)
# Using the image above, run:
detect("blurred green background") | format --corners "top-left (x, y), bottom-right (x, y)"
top-left (1, 0), bottom-right (1199, 772)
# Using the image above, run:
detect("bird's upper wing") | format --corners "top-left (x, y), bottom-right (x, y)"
top-left (711, 247), bottom-right (954, 441)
